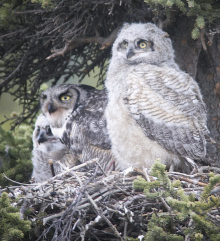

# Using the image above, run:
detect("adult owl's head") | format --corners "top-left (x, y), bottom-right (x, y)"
top-left (112, 23), bottom-right (175, 66)
top-left (40, 84), bottom-right (95, 128)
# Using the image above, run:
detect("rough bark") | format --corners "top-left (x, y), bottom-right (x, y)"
top-left (197, 32), bottom-right (220, 166)
top-left (169, 16), bottom-right (220, 166)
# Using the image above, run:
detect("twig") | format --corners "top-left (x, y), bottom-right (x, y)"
top-left (177, 176), bottom-right (207, 186)
top-left (94, 160), bottom-right (108, 177)
top-left (72, 172), bottom-right (83, 187)
top-left (77, 189), bottom-right (122, 210)
top-left (49, 159), bottom-right (55, 177)
top-left (168, 171), bottom-right (206, 179)
top-left (43, 211), bottom-right (66, 225)
top-left (3, 173), bottom-right (37, 186)
top-left (168, 172), bottom-right (207, 186)
top-left (6, 186), bottom-right (15, 197)
top-left (207, 213), bottom-right (220, 227)
top-left (86, 191), bottom-right (123, 241)
top-left (46, 26), bottom-right (120, 60)
top-left (185, 157), bottom-right (199, 174)
top-left (57, 160), bottom-right (69, 171)
top-left (200, 28), bottom-right (207, 51)
top-left (143, 167), bottom-right (151, 182)
top-left (123, 220), bottom-right (128, 239)
top-left (210, 186), bottom-right (220, 195)
top-left (81, 215), bottom-right (103, 240)
top-left (199, 166), bottom-right (220, 173)
top-left (88, 231), bottom-right (102, 241)
top-left (20, 199), bottom-right (30, 220)
top-left (33, 159), bottom-right (98, 190)
top-left (209, 28), bottom-right (220, 35)
top-left (123, 194), bottom-right (147, 207)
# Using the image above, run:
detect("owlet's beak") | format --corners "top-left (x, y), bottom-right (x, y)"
top-left (37, 131), bottom-right (47, 144)
top-left (126, 44), bottom-right (135, 59)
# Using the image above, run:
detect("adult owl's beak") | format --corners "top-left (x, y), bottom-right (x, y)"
top-left (126, 45), bottom-right (135, 59)
top-left (48, 103), bottom-right (57, 114)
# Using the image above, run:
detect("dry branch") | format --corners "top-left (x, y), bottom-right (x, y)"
top-left (46, 26), bottom-right (120, 60)
top-left (1, 0), bottom-right (146, 128)
top-left (85, 191), bottom-right (123, 241)
top-left (2, 160), bottom-right (220, 241)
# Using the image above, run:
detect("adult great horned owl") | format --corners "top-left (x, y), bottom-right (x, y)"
top-left (105, 23), bottom-right (209, 171)
top-left (40, 84), bottom-right (115, 171)
top-left (32, 114), bottom-right (77, 182)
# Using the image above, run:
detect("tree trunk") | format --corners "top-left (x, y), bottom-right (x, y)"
top-left (170, 16), bottom-right (220, 166)
top-left (196, 32), bottom-right (220, 166)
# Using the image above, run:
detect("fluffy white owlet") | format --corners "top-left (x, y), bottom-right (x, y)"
top-left (32, 114), bottom-right (77, 182)
top-left (40, 84), bottom-right (115, 171)
top-left (105, 23), bottom-right (209, 171)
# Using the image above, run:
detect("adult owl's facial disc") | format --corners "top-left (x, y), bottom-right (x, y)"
top-left (113, 23), bottom-right (175, 66)
top-left (40, 85), bottom-right (79, 128)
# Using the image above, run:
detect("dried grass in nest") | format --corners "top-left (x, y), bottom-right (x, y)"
top-left (2, 160), bottom-right (220, 241)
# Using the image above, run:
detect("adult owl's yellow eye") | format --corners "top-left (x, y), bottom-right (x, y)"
top-left (139, 41), bottom-right (147, 48)
top-left (60, 95), bottom-right (70, 101)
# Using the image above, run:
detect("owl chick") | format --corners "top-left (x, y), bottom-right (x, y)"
top-left (105, 23), bottom-right (209, 171)
top-left (40, 84), bottom-right (115, 171)
top-left (32, 114), bottom-right (77, 182)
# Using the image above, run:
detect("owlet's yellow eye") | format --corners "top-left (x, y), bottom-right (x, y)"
top-left (139, 41), bottom-right (147, 48)
top-left (60, 95), bottom-right (70, 101)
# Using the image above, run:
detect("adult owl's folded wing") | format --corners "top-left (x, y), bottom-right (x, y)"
top-left (124, 65), bottom-right (208, 160)
top-left (61, 89), bottom-right (115, 170)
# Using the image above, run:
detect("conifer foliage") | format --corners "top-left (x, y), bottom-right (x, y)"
top-left (133, 161), bottom-right (220, 241)
top-left (144, 0), bottom-right (220, 39)
top-left (0, 192), bottom-right (31, 241)
top-left (0, 124), bottom-right (33, 187)
top-left (0, 0), bottom-right (220, 127)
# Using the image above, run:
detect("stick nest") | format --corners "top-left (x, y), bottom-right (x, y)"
top-left (3, 160), bottom-right (220, 241)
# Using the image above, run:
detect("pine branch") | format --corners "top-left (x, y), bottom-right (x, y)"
top-left (46, 26), bottom-right (120, 60)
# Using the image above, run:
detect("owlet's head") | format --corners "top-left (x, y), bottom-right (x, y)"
top-left (112, 23), bottom-right (175, 66)
top-left (33, 114), bottom-right (63, 152)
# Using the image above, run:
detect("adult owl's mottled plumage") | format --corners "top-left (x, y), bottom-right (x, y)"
top-left (105, 23), bottom-right (209, 171)
top-left (40, 84), bottom-right (115, 171)
top-left (32, 114), bottom-right (77, 182)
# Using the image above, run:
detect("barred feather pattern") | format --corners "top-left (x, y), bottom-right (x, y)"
top-left (124, 65), bottom-right (208, 160)
top-left (41, 85), bottom-right (116, 172)
top-left (105, 23), bottom-right (209, 171)
top-left (62, 89), bottom-right (115, 170)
